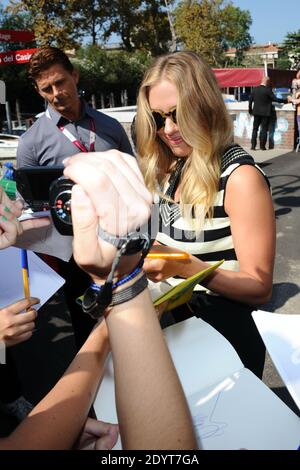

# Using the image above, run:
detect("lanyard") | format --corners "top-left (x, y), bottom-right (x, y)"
top-left (46, 108), bottom-right (96, 152)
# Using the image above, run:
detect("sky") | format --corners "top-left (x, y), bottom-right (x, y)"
top-left (232, 0), bottom-right (299, 45)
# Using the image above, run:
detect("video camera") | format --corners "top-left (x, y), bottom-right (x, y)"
top-left (15, 166), bottom-right (74, 236)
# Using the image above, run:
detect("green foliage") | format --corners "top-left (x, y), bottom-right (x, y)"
top-left (74, 46), bottom-right (152, 105)
top-left (101, 0), bottom-right (173, 55)
top-left (8, 0), bottom-right (174, 55)
top-left (0, 4), bottom-right (38, 112)
top-left (129, 0), bottom-right (173, 55)
top-left (174, 0), bottom-right (252, 66)
top-left (7, 0), bottom-right (78, 48)
top-left (220, 2), bottom-right (252, 62)
top-left (70, 1), bottom-right (109, 46)
top-left (0, 3), bottom-right (34, 51)
top-left (276, 49), bottom-right (291, 71)
top-left (175, 0), bottom-right (224, 66)
top-left (282, 30), bottom-right (300, 69)
top-left (236, 53), bottom-right (263, 69)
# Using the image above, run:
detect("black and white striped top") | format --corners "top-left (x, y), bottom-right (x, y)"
top-left (155, 144), bottom-right (269, 290)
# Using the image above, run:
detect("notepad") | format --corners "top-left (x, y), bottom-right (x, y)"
top-left (151, 260), bottom-right (223, 310)
top-left (94, 317), bottom-right (300, 450)
top-left (252, 310), bottom-right (300, 411)
top-left (0, 247), bottom-right (65, 309)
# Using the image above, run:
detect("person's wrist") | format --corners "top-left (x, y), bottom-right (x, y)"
top-left (104, 271), bottom-right (146, 317)
top-left (90, 253), bottom-right (142, 285)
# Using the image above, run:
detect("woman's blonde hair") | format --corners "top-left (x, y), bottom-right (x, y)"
top-left (136, 51), bottom-right (233, 222)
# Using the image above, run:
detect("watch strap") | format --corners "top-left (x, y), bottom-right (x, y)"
top-left (98, 226), bottom-right (150, 255)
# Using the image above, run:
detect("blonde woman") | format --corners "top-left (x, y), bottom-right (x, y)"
top-left (136, 51), bottom-right (275, 378)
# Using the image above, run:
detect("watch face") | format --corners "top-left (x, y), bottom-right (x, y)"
top-left (121, 233), bottom-right (151, 255)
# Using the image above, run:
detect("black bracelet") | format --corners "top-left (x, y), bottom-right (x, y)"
top-left (109, 273), bottom-right (148, 307)
top-left (82, 229), bottom-right (151, 321)
top-left (82, 273), bottom-right (148, 320)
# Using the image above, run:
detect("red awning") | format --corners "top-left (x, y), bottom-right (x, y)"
top-left (213, 68), bottom-right (264, 87)
top-left (213, 68), bottom-right (296, 88)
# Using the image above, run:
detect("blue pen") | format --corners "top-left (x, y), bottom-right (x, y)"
top-left (21, 249), bottom-right (30, 299)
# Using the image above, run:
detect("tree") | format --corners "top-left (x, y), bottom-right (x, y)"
top-left (282, 30), bottom-right (300, 70)
top-left (74, 45), bottom-right (151, 106)
top-left (164, 0), bottom-right (177, 52)
top-left (67, 0), bottom-right (109, 46)
top-left (220, 2), bottom-right (252, 65)
top-left (8, 0), bottom-right (175, 55)
top-left (7, 0), bottom-right (77, 48)
top-left (130, 0), bottom-right (173, 55)
top-left (101, 0), bottom-right (141, 52)
top-left (102, 0), bottom-right (174, 55)
top-left (0, 5), bottom-right (40, 122)
top-left (0, 3), bottom-right (34, 51)
top-left (276, 48), bottom-right (291, 71)
top-left (174, 0), bottom-right (252, 66)
top-left (175, 0), bottom-right (224, 65)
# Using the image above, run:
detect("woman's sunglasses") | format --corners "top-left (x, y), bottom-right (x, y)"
top-left (152, 107), bottom-right (177, 130)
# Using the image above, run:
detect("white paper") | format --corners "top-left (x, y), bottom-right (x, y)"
top-left (252, 310), bottom-right (300, 411)
top-left (94, 316), bottom-right (300, 450)
top-left (18, 208), bottom-right (51, 221)
top-left (189, 368), bottom-right (300, 450)
top-left (0, 246), bottom-right (65, 309)
top-left (147, 279), bottom-right (172, 302)
top-left (163, 316), bottom-right (244, 395)
top-left (14, 222), bottom-right (73, 262)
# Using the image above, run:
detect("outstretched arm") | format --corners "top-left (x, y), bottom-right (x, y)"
top-left (64, 150), bottom-right (197, 450)
top-left (0, 150), bottom-right (196, 450)
top-left (0, 320), bottom-right (111, 450)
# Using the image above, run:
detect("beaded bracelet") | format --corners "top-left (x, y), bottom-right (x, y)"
top-left (90, 258), bottom-right (144, 293)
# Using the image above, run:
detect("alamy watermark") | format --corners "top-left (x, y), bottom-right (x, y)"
top-left (94, 202), bottom-right (205, 242)
top-left (0, 341), bottom-right (6, 365)
top-left (0, 80), bottom-right (6, 104)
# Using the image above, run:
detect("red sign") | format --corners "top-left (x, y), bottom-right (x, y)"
top-left (0, 29), bottom-right (35, 42)
top-left (0, 48), bottom-right (38, 66)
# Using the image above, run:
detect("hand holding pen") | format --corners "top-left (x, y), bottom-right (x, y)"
top-left (144, 246), bottom-right (191, 282)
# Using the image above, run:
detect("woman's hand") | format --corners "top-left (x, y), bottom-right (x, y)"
top-left (0, 187), bottom-right (50, 249)
top-left (63, 151), bottom-right (152, 282)
top-left (0, 297), bottom-right (39, 347)
top-left (75, 418), bottom-right (119, 450)
top-left (144, 245), bottom-right (192, 282)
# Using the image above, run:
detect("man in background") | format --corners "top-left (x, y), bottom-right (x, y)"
top-left (249, 76), bottom-right (287, 150)
top-left (17, 47), bottom-right (133, 348)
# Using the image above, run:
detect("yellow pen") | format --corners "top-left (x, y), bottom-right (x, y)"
top-left (21, 249), bottom-right (30, 299)
top-left (146, 252), bottom-right (190, 260)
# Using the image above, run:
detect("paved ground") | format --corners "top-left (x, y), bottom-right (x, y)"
top-left (248, 147), bottom-right (300, 416)
top-left (1, 146), bottom-right (300, 436)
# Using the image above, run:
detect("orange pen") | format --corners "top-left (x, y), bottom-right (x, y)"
top-left (146, 252), bottom-right (190, 260)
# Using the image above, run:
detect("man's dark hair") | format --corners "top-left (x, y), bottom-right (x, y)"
top-left (28, 46), bottom-right (74, 83)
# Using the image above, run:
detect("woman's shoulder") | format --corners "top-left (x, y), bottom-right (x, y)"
top-left (220, 144), bottom-right (270, 192)
top-left (221, 144), bottom-right (255, 174)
